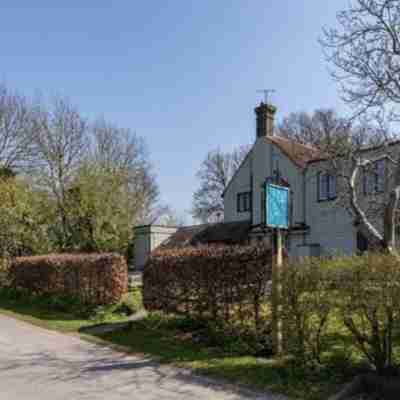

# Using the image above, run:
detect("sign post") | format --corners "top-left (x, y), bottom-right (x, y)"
top-left (265, 183), bottom-right (289, 355)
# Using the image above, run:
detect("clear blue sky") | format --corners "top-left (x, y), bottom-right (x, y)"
top-left (1, 1), bottom-right (349, 222)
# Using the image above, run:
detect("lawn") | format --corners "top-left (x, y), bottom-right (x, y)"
top-left (0, 288), bottom-right (355, 400)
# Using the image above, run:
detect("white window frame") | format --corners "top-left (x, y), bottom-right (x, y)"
top-left (318, 172), bottom-right (337, 201)
top-left (237, 192), bottom-right (252, 213)
top-left (364, 159), bottom-right (385, 195)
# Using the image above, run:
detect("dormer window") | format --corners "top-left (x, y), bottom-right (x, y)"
top-left (237, 192), bottom-right (252, 213)
top-left (363, 159), bottom-right (385, 195)
top-left (318, 172), bottom-right (337, 201)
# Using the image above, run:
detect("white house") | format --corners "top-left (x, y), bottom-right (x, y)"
top-left (222, 102), bottom-right (348, 258)
top-left (134, 102), bottom-right (397, 269)
top-left (223, 102), bottom-right (400, 258)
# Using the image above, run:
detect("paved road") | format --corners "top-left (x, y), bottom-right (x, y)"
top-left (0, 314), bottom-right (286, 400)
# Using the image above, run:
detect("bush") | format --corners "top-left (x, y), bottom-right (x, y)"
top-left (115, 288), bottom-right (143, 315)
top-left (0, 285), bottom-right (92, 316)
top-left (8, 253), bottom-right (128, 306)
top-left (65, 164), bottom-right (141, 257)
top-left (144, 246), bottom-right (400, 371)
top-left (282, 253), bottom-right (400, 374)
top-left (281, 258), bottom-right (333, 365)
top-left (91, 288), bottom-right (143, 321)
top-left (0, 177), bottom-right (53, 257)
top-left (337, 253), bottom-right (400, 375)
top-left (143, 244), bottom-right (272, 332)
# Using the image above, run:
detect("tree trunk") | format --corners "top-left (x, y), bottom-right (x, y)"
top-left (347, 156), bottom-right (400, 256)
top-left (383, 157), bottom-right (400, 256)
top-left (384, 182), bottom-right (400, 256)
top-left (349, 159), bottom-right (384, 246)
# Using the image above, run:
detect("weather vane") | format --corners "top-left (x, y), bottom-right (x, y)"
top-left (257, 89), bottom-right (276, 104)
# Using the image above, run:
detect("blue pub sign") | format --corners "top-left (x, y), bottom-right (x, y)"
top-left (265, 183), bottom-right (290, 229)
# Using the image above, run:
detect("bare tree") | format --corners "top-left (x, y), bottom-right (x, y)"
top-left (0, 84), bottom-right (164, 256)
top-left (317, 113), bottom-right (400, 255)
top-left (90, 118), bottom-right (160, 225)
top-left (152, 206), bottom-right (187, 227)
top-left (0, 84), bottom-right (37, 174)
top-left (92, 118), bottom-right (147, 171)
top-left (192, 145), bottom-right (251, 223)
top-left (321, 0), bottom-right (400, 120)
top-left (277, 109), bottom-right (350, 148)
top-left (32, 97), bottom-right (89, 247)
top-left (319, 0), bottom-right (400, 255)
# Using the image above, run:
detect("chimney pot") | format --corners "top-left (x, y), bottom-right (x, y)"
top-left (255, 102), bottom-right (277, 139)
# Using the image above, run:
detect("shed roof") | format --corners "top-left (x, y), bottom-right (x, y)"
top-left (159, 220), bottom-right (251, 249)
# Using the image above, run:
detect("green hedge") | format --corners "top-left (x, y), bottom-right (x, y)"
top-left (281, 253), bottom-right (400, 374)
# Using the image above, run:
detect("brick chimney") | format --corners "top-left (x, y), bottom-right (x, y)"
top-left (255, 102), bottom-right (277, 138)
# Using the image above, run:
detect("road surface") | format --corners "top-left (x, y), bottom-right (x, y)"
top-left (0, 314), bottom-right (287, 400)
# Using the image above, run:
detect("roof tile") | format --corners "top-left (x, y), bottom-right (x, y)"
top-left (267, 136), bottom-right (321, 168)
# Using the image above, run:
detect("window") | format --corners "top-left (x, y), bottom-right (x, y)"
top-left (328, 174), bottom-right (337, 199)
top-left (237, 192), bottom-right (252, 213)
top-left (363, 160), bottom-right (385, 195)
top-left (318, 172), bottom-right (337, 201)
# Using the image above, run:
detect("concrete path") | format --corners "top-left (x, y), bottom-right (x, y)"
top-left (0, 314), bottom-right (287, 400)
top-left (128, 271), bottom-right (142, 288)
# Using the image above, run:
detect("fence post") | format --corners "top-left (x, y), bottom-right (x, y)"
top-left (272, 228), bottom-right (283, 355)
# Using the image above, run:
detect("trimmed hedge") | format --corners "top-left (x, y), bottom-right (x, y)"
top-left (143, 244), bottom-right (273, 330)
top-left (8, 253), bottom-right (128, 305)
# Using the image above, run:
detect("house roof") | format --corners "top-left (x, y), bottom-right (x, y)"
top-left (222, 135), bottom-right (320, 197)
top-left (159, 220), bottom-right (251, 249)
top-left (307, 138), bottom-right (400, 165)
top-left (266, 136), bottom-right (321, 169)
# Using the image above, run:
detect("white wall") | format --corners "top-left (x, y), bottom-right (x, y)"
top-left (134, 226), bottom-right (150, 270)
top-left (224, 137), bottom-right (305, 229)
top-left (224, 150), bottom-right (252, 223)
top-left (150, 226), bottom-right (178, 249)
top-left (304, 163), bottom-right (356, 256)
top-left (251, 138), bottom-right (270, 226)
top-left (134, 226), bottom-right (178, 270)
